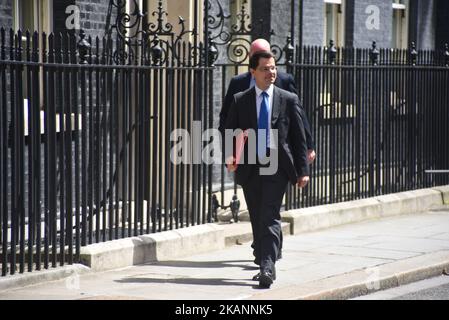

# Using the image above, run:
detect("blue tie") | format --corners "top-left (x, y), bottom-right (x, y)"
top-left (258, 91), bottom-right (269, 158)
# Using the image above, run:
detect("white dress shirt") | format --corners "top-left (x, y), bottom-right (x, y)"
top-left (254, 84), bottom-right (276, 149)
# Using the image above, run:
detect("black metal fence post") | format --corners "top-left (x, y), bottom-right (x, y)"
top-left (0, 27), bottom-right (7, 276)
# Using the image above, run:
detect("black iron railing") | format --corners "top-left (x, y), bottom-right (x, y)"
top-left (0, 28), bottom-right (214, 276)
top-left (283, 41), bottom-right (449, 209)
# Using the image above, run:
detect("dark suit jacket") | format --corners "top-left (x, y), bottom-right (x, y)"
top-left (224, 86), bottom-right (310, 186)
top-left (219, 71), bottom-right (315, 150)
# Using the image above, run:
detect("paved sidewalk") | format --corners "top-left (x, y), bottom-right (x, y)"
top-left (1, 208), bottom-right (449, 300)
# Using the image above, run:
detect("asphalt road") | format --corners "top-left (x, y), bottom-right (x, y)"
top-left (353, 275), bottom-right (449, 300)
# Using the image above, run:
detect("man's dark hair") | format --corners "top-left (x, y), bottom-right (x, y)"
top-left (249, 51), bottom-right (275, 70)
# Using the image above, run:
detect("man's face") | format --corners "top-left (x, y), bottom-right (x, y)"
top-left (250, 57), bottom-right (277, 91)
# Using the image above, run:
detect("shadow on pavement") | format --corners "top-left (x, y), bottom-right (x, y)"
top-left (138, 259), bottom-right (259, 270)
top-left (113, 259), bottom-right (262, 288)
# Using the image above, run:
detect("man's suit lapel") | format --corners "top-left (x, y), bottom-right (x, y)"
top-left (271, 86), bottom-right (281, 126)
top-left (248, 87), bottom-right (258, 129)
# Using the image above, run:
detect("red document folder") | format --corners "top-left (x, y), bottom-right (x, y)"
top-left (234, 130), bottom-right (248, 166)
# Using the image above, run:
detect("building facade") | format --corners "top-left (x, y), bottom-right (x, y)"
top-left (1, 1), bottom-right (448, 50)
top-left (262, 0), bottom-right (449, 50)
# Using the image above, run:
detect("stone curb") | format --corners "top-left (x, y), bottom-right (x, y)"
top-left (0, 264), bottom-right (90, 292)
top-left (1, 186), bottom-right (447, 292)
top-left (80, 223), bottom-right (225, 272)
top-left (248, 250), bottom-right (449, 300)
top-left (281, 186), bottom-right (447, 235)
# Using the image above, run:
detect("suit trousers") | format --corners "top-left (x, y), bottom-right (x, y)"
top-left (242, 164), bottom-right (289, 273)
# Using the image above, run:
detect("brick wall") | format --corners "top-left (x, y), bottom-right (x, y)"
top-left (301, 0), bottom-right (325, 47)
top-left (75, 0), bottom-right (110, 39)
top-left (53, 0), bottom-right (110, 39)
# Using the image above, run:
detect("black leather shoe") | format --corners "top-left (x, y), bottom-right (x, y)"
top-left (253, 268), bottom-right (276, 282)
top-left (259, 271), bottom-right (274, 288)
top-left (252, 272), bottom-right (261, 281)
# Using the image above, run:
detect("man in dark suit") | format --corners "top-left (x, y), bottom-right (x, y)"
top-left (219, 39), bottom-right (315, 270)
top-left (219, 39), bottom-right (316, 162)
top-left (224, 51), bottom-right (309, 288)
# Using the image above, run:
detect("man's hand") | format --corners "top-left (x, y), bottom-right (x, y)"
top-left (297, 175), bottom-right (309, 188)
top-left (307, 149), bottom-right (316, 164)
top-left (225, 156), bottom-right (237, 172)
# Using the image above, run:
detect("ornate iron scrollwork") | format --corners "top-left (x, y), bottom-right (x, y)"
top-left (104, 0), bottom-right (290, 66)
top-left (231, 0), bottom-right (252, 34)
top-left (206, 0), bottom-right (252, 63)
top-left (206, 0), bottom-right (282, 64)
top-left (147, 1), bottom-right (174, 35)
top-left (206, 0), bottom-right (232, 45)
top-left (105, 0), bottom-right (202, 66)
top-left (270, 44), bottom-right (284, 62)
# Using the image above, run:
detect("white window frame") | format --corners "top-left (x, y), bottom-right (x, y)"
top-left (324, 0), bottom-right (345, 47)
top-left (392, 0), bottom-right (409, 49)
